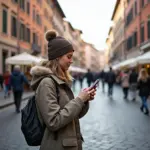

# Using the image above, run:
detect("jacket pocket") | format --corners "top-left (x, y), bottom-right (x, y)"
top-left (62, 138), bottom-right (77, 147)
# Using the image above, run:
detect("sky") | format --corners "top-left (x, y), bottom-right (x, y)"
top-left (58, 0), bottom-right (117, 50)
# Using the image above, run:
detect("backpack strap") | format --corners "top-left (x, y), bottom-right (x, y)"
top-left (49, 77), bottom-right (59, 140)
top-left (50, 77), bottom-right (60, 103)
top-left (36, 76), bottom-right (60, 140)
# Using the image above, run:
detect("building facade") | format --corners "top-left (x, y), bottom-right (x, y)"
top-left (106, 0), bottom-right (150, 65)
top-left (84, 43), bottom-right (101, 72)
top-left (0, 0), bottom-right (67, 73)
top-left (0, 0), bottom-right (99, 73)
top-left (110, 0), bottom-right (125, 64)
top-left (125, 0), bottom-right (150, 59)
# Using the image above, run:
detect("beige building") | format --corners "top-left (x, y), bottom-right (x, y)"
top-left (84, 43), bottom-right (101, 72)
top-left (105, 27), bottom-right (114, 65)
top-left (64, 20), bottom-right (86, 68)
top-left (99, 51), bottom-right (105, 69)
top-left (110, 0), bottom-right (125, 64)
top-left (0, 0), bottom-right (96, 73)
top-left (0, 0), bottom-right (67, 73)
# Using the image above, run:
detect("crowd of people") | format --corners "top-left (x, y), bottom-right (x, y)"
top-left (72, 67), bottom-right (150, 116)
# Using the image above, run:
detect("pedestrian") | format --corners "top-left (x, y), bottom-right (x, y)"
top-left (30, 30), bottom-right (96, 150)
top-left (99, 69), bottom-right (106, 92)
top-left (85, 69), bottom-right (93, 87)
top-left (10, 65), bottom-right (29, 113)
top-left (121, 70), bottom-right (129, 100)
top-left (137, 69), bottom-right (150, 115)
top-left (129, 68), bottom-right (138, 101)
top-left (106, 67), bottom-right (116, 97)
top-left (3, 70), bottom-right (11, 98)
top-left (78, 73), bottom-right (84, 89)
top-left (0, 73), bottom-right (4, 91)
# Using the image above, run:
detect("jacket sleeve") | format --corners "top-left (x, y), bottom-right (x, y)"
top-left (36, 79), bottom-right (85, 132)
top-left (79, 102), bottom-right (89, 119)
top-left (22, 74), bottom-right (29, 85)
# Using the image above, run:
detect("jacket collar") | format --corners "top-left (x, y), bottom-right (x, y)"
top-left (30, 65), bottom-right (67, 85)
top-left (50, 74), bottom-right (65, 85)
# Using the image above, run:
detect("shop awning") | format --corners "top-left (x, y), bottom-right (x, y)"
top-left (6, 52), bottom-right (46, 65)
top-left (113, 58), bottom-right (137, 70)
top-left (69, 66), bottom-right (87, 73)
top-left (136, 51), bottom-right (150, 64)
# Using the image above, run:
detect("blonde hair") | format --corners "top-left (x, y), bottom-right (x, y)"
top-left (138, 68), bottom-right (149, 81)
top-left (40, 60), bottom-right (72, 83)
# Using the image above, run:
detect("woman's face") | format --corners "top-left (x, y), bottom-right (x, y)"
top-left (58, 51), bottom-right (74, 71)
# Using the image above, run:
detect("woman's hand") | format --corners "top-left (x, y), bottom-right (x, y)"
top-left (83, 87), bottom-right (96, 101)
top-left (77, 88), bottom-right (96, 103)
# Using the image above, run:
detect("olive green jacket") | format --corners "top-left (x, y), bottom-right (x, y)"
top-left (30, 66), bottom-right (89, 150)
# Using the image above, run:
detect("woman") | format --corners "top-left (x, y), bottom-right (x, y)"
top-left (30, 30), bottom-right (96, 150)
top-left (138, 69), bottom-right (150, 115)
top-left (121, 71), bottom-right (129, 100)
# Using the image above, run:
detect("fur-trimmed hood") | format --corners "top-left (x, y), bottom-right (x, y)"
top-left (30, 66), bottom-right (53, 90)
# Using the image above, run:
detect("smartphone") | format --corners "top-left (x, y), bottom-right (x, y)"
top-left (89, 79), bottom-right (100, 90)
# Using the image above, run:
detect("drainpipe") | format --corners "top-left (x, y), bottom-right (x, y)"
top-left (123, 0), bottom-right (127, 60)
top-left (17, 3), bottom-right (20, 54)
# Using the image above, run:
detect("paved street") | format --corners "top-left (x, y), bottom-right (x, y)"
top-left (0, 80), bottom-right (150, 150)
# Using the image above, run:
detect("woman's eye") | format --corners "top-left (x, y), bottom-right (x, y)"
top-left (68, 56), bottom-right (72, 59)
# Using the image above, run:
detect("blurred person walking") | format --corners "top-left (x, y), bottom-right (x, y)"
top-left (3, 70), bottom-right (11, 98)
top-left (0, 73), bottom-right (4, 91)
top-left (129, 69), bottom-right (138, 101)
top-left (78, 73), bottom-right (84, 89)
top-left (100, 69), bottom-right (106, 92)
top-left (106, 67), bottom-right (116, 97)
top-left (30, 30), bottom-right (96, 150)
top-left (85, 69), bottom-right (93, 87)
top-left (121, 71), bottom-right (129, 100)
top-left (137, 69), bottom-right (150, 115)
top-left (10, 65), bottom-right (29, 113)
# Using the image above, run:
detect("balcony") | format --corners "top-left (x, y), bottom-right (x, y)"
top-left (32, 43), bottom-right (41, 54)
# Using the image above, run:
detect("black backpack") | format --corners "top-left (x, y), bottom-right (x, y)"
top-left (21, 78), bottom-right (59, 146)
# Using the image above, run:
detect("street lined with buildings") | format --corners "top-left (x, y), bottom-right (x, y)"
top-left (0, 82), bottom-right (150, 150)
top-left (0, 0), bottom-right (104, 74)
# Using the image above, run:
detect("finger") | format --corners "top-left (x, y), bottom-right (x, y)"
top-left (88, 89), bottom-right (95, 94)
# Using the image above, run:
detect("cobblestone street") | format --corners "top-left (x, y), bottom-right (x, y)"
top-left (0, 81), bottom-right (150, 150)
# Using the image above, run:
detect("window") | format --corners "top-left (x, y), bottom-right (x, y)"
top-left (2, 8), bottom-right (7, 34)
top-left (20, 23), bottom-right (25, 40)
top-left (26, 28), bottom-right (30, 43)
top-left (11, 16), bottom-right (17, 37)
top-left (140, 24), bottom-right (144, 43)
top-left (27, 2), bottom-right (30, 15)
top-left (36, 14), bottom-right (41, 26)
top-left (33, 32), bottom-right (38, 44)
top-left (134, 1), bottom-right (137, 16)
top-left (133, 31), bottom-right (137, 46)
top-left (127, 36), bottom-right (132, 50)
top-left (141, 0), bottom-right (144, 8)
top-left (148, 20), bottom-right (150, 39)
top-left (33, 9), bottom-right (36, 21)
top-left (20, 0), bottom-right (25, 10)
top-left (126, 8), bottom-right (133, 27)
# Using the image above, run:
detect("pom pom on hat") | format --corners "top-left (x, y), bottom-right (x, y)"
top-left (45, 30), bottom-right (57, 42)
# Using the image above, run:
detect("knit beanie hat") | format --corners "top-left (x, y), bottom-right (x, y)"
top-left (45, 30), bottom-right (74, 60)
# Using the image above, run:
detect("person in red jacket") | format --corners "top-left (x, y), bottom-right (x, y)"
top-left (3, 70), bottom-right (11, 99)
